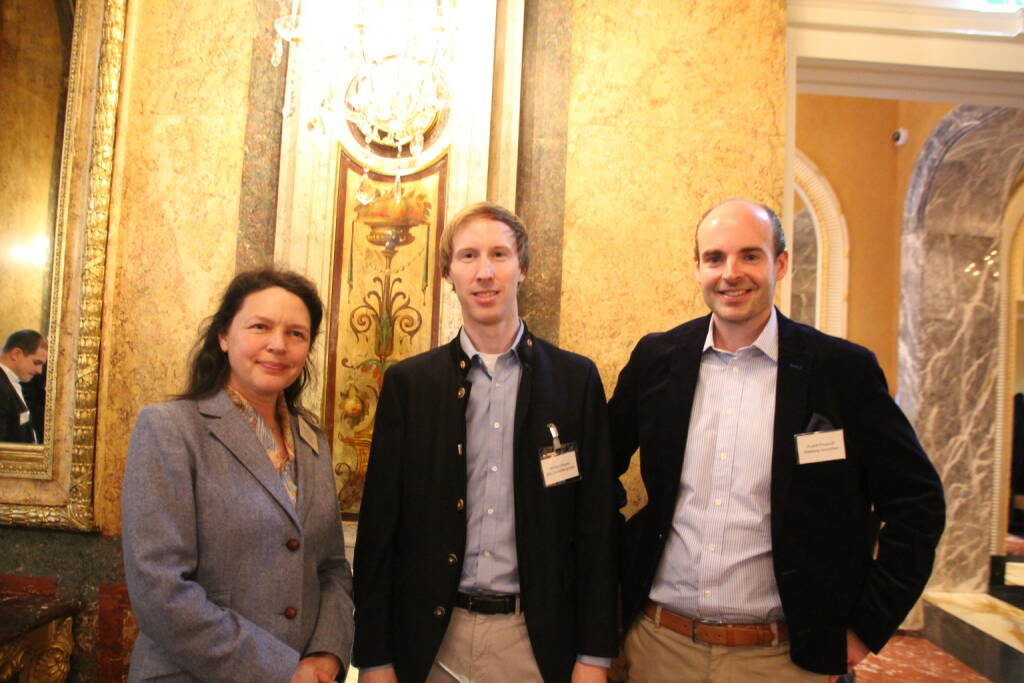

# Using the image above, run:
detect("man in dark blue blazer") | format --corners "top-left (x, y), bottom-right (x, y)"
top-left (0, 330), bottom-right (47, 443)
top-left (354, 203), bottom-right (617, 682)
top-left (609, 200), bottom-right (945, 681)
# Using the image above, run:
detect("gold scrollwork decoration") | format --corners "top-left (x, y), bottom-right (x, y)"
top-left (0, 617), bottom-right (74, 683)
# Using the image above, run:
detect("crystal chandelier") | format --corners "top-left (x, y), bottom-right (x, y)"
top-left (272, 0), bottom-right (455, 201)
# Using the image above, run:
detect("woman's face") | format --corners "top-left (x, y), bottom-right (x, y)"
top-left (218, 286), bottom-right (312, 405)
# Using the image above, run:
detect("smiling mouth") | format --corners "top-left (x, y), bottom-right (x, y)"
top-left (258, 361), bottom-right (289, 372)
top-left (473, 290), bottom-right (499, 300)
top-left (718, 289), bottom-right (752, 298)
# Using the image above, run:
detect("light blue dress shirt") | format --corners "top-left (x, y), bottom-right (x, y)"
top-left (458, 324), bottom-right (525, 594)
top-left (649, 309), bottom-right (785, 623)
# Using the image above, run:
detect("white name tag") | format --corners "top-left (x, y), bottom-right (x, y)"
top-left (795, 428), bottom-right (846, 464)
top-left (540, 445), bottom-right (580, 487)
top-left (298, 419), bottom-right (319, 455)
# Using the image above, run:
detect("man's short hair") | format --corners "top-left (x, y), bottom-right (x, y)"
top-left (438, 202), bottom-right (530, 277)
top-left (2, 330), bottom-right (46, 355)
top-left (694, 200), bottom-right (787, 260)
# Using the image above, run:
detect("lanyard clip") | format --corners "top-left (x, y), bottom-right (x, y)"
top-left (547, 423), bottom-right (561, 450)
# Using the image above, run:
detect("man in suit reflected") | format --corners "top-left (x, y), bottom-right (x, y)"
top-left (0, 329), bottom-right (47, 443)
top-left (609, 200), bottom-right (945, 682)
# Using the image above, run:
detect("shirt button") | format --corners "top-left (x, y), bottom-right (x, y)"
top-left (714, 498), bottom-right (722, 506)
top-left (493, 422), bottom-right (500, 429)
top-left (704, 590), bottom-right (711, 597)
top-left (495, 382), bottom-right (501, 387)
top-left (732, 367), bottom-right (739, 373)
top-left (283, 607), bottom-right (298, 619)
top-left (434, 606), bottom-right (446, 617)
top-left (708, 544), bottom-right (716, 551)
top-left (484, 550), bottom-right (492, 558)
top-left (286, 538), bottom-right (300, 551)
top-left (456, 498), bottom-right (465, 511)
top-left (720, 452), bottom-right (727, 460)
top-left (487, 508), bottom-right (494, 515)
top-left (448, 553), bottom-right (459, 565)
top-left (457, 387), bottom-right (466, 398)
top-left (490, 465), bottom-right (498, 472)
top-left (725, 408), bottom-right (733, 416)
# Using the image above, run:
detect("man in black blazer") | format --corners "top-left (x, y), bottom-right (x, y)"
top-left (609, 200), bottom-right (944, 681)
top-left (354, 202), bottom-right (617, 682)
top-left (0, 329), bottom-right (48, 443)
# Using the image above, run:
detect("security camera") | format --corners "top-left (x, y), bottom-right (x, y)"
top-left (892, 128), bottom-right (909, 146)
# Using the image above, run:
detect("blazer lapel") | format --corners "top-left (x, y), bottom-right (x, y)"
top-left (199, 391), bottom-right (302, 531)
top-left (659, 318), bottom-right (707, 510)
top-left (770, 314), bottom-right (811, 540)
top-left (294, 416), bottom-right (320, 526)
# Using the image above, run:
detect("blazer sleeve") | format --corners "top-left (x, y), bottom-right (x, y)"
top-left (608, 340), bottom-right (642, 477)
top-left (352, 367), bottom-right (405, 668)
top-left (121, 404), bottom-right (300, 682)
top-left (845, 354), bottom-right (946, 652)
top-left (304, 432), bottom-right (356, 671)
top-left (573, 362), bottom-right (620, 658)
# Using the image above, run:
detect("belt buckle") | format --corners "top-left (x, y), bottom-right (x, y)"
top-left (692, 616), bottom-right (720, 645)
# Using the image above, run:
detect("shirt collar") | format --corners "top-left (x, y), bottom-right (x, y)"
top-left (459, 320), bottom-right (525, 363)
top-left (703, 307), bottom-right (779, 362)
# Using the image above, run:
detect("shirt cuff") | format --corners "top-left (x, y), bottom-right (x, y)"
top-left (576, 655), bottom-right (612, 668)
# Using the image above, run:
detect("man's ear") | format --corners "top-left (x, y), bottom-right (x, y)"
top-left (774, 250), bottom-right (790, 281)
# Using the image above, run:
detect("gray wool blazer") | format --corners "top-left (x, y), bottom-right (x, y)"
top-left (122, 391), bottom-right (354, 682)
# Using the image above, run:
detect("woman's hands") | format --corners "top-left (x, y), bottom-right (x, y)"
top-left (291, 652), bottom-right (343, 683)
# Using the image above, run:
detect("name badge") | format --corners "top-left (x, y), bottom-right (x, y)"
top-left (795, 428), bottom-right (846, 464)
top-left (539, 423), bottom-right (580, 487)
top-left (298, 419), bottom-right (320, 455)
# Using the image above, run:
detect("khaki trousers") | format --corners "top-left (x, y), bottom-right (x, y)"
top-left (426, 607), bottom-right (543, 683)
top-left (623, 613), bottom-right (827, 683)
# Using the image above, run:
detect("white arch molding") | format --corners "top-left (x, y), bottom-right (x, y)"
top-left (794, 149), bottom-right (850, 338)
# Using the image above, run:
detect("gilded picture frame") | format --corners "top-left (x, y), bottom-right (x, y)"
top-left (0, 0), bottom-right (126, 530)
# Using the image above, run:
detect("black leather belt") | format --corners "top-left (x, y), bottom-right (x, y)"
top-left (454, 592), bottom-right (521, 614)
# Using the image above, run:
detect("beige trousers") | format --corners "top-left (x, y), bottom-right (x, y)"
top-left (623, 613), bottom-right (827, 683)
top-left (426, 607), bottom-right (543, 683)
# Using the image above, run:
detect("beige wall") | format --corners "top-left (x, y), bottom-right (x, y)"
top-left (0, 0), bottom-right (64, 336)
top-left (92, 0), bottom-right (260, 532)
top-left (795, 94), bottom-right (954, 388)
top-left (561, 1), bottom-right (787, 388)
top-left (562, 2), bottom-right (787, 516)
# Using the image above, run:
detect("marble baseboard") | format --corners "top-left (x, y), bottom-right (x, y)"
top-left (923, 592), bottom-right (1024, 682)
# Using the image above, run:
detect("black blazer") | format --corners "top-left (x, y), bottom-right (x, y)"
top-left (0, 371), bottom-right (34, 443)
top-left (608, 312), bottom-right (945, 675)
top-left (353, 328), bottom-right (617, 682)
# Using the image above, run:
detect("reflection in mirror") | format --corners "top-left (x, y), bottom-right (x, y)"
top-left (0, 0), bottom-right (124, 529)
top-left (790, 189), bottom-right (819, 328)
top-left (0, 0), bottom-right (74, 445)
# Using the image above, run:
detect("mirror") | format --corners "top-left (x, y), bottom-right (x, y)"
top-left (0, 0), bottom-right (72, 445)
top-left (0, 0), bottom-right (125, 529)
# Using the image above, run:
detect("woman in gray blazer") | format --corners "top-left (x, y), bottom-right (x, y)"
top-left (122, 269), bottom-right (354, 683)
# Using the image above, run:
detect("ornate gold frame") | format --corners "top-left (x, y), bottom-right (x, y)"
top-left (0, 0), bottom-right (125, 530)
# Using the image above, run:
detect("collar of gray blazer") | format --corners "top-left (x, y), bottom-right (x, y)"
top-left (196, 389), bottom-right (313, 531)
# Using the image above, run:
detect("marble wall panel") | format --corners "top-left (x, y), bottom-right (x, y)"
top-left (790, 208), bottom-right (817, 327)
top-left (92, 0), bottom-right (261, 533)
top-left (558, 0), bottom-right (786, 516)
top-left (900, 106), bottom-right (1024, 593)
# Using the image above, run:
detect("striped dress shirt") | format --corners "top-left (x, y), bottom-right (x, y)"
top-left (649, 309), bottom-right (784, 623)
